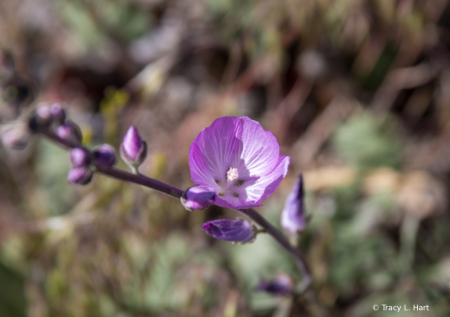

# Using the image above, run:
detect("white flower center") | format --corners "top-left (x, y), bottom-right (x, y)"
top-left (226, 167), bottom-right (239, 183)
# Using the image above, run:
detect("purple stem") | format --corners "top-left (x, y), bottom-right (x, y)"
top-left (40, 129), bottom-right (312, 290)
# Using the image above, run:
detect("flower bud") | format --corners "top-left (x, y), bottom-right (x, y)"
top-left (281, 175), bottom-right (306, 234)
top-left (181, 186), bottom-right (215, 211)
top-left (120, 126), bottom-right (147, 170)
top-left (254, 275), bottom-right (293, 296)
top-left (202, 219), bottom-right (256, 243)
top-left (70, 147), bottom-right (91, 167)
top-left (49, 103), bottom-right (66, 123)
top-left (92, 144), bottom-right (116, 168)
top-left (1, 125), bottom-right (31, 149)
top-left (67, 167), bottom-right (93, 185)
top-left (55, 121), bottom-right (82, 145)
top-left (35, 104), bottom-right (53, 126)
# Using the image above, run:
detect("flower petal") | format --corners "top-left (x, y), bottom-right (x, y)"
top-left (192, 117), bottom-right (243, 182)
top-left (214, 195), bottom-right (262, 210)
top-left (244, 155), bottom-right (290, 202)
top-left (189, 143), bottom-right (216, 187)
top-left (231, 117), bottom-right (280, 178)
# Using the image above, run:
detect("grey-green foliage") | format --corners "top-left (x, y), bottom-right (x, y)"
top-left (333, 114), bottom-right (401, 171)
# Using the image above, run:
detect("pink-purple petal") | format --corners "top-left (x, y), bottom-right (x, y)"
top-left (231, 117), bottom-right (280, 178)
top-left (189, 143), bottom-right (216, 187)
top-left (192, 117), bottom-right (243, 181)
top-left (214, 195), bottom-right (262, 210)
top-left (244, 155), bottom-right (290, 202)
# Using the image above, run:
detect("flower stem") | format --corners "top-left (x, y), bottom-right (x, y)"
top-left (95, 165), bottom-right (184, 198)
top-left (39, 129), bottom-right (312, 292)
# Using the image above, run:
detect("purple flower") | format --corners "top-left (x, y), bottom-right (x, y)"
top-left (120, 126), bottom-right (147, 169)
top-left (92, 144), bottom-right (116, 168)
top-left (189, 117), bottom-right (290, 209)
top-left (55, 122), bottom-right (82, 145)
top-left (202, 219), bottom-right (256, 243)
top-left (281, 175), bottom-right (306, 233)
top-left (254, 275), bottom-right (293, 296)
top-left (181, 186), bottom-right (215, 211)
top-left (67, 167), bottom-right (93, 185)
top-left (70, 147), bottom-right (91, 167)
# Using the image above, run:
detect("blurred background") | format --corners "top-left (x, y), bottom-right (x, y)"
top-left (1, 0), bottom-right (450, 316)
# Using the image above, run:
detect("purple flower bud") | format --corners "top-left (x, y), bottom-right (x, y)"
top-left (49, 103), bottom-right (66, 123)
top-left (55, 121), bottom-right (82, 145)
top-left (254, 275), bottom-right (293, 296)
top-left (92, 144), bottom-right (116, 168)
top-left (120, 126), bottom-right (147, 169)
top-left (281, 175), bottom-right (306, 234)
top-left (1, 125), bottom-right (31, 149)
top-left (67, 167), bottom-right (93, 185)
top-left (181, 186), bottom-right (215, 211)
top-left (35, 104), bottom-right (53, 126)
top-left (202, 219), bottom-right (256, 243)
top-left (70, 147), bottom-right (91, 167)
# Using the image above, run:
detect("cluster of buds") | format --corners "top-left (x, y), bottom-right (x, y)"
top-left (67, 145), bottom-right (118, 185)
top-left (31, 103), bottom-right (119, 185)
top-left (67, 124), bottom-right (148, 184)
top-left (2, 101), bottom-right (148, 184)
top-left (67, 144), bottom-right (117, 186)
top-left (1, 102), bottom-right (70, 150)
top-left (29, 103), bottom-right (68, 131)
top-left (26, 102), bottom-right (82, 147)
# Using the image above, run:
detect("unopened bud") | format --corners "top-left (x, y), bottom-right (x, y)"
top-left (67, 167), bottom-right (93, 185)
top-left (55, 121), bottom-right (82, 145)
top-left (35, 104), bottom-right (53, 126)
top-left (1, 125), bottom-right (31, 149)
top-left (254, 275), bottom-right (294, 296)
top-left (49, 103), bottom-right (66, 124)
top-left (92, 144), bottom-right (116, 168)
top-left (281, 175), bottom-right (306, 234)
top-left (120, 126), bottom-right (147, 171)
top-left (202, 219), bottom-right (256, 244)
top-left (181, 186), bottom-right (215, 211)
top-left (70, 147), bottom-right (91, 167)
